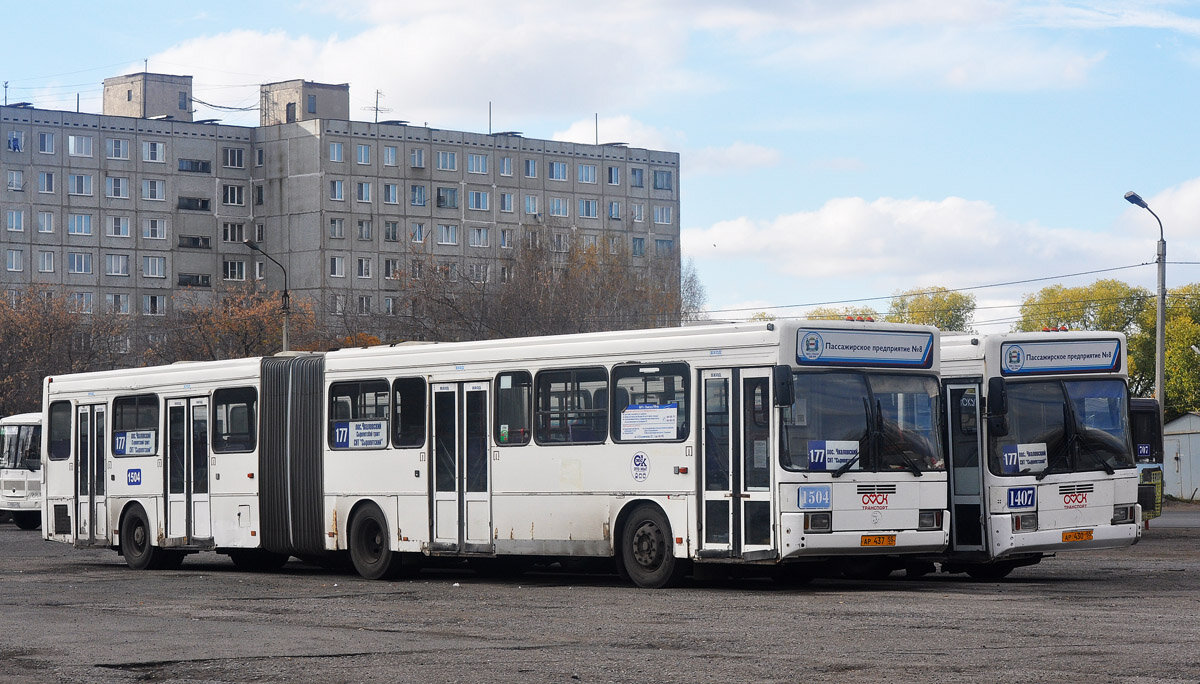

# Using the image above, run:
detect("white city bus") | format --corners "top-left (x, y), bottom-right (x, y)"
top-left (42, 319), bottom-right (948, 587)
top-left (940, 331), bottom-right (1141, 578)
top-left (1, 412), bottom-right (42, 529)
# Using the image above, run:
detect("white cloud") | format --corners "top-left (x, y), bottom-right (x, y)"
top-left (552, 116), bottom-right (686, 152)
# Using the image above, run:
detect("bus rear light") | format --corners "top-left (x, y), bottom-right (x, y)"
top-left (804, 511), bottom-right (832, 533)
top-left (1112, 505), bottom-right (1136, 524)
top-left (1011, 513), bottom-right (1038, 533)
top-left (918, 509), bottom-right (943, 530)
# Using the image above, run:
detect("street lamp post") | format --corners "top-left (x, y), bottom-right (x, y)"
top-left (244, 239), bottom-right (290, 352)
top-left (1124, 191), bottom-right (1165, 423)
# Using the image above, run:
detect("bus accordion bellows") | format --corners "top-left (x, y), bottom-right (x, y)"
top-left (41, 319), bottom-right (949, 587)
top-left (1, 412), bottom-right (42, 530)
top-left (938, 331), bottom-right (1142, 579)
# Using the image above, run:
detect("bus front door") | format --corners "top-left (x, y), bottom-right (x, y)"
top-left (699, 368), bottom-right (776, 561)
top-left (431, 382), bottom-right (492, 554)
top-left (165, 398), bottom-right (211, 545)
top-left (74, 404), bottom-right (107, 546)
top-left (946, 384), bottom-right (986, 553)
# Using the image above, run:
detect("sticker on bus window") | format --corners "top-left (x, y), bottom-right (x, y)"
top-left (333, 420), bottom-right (387, 449)
top-left (1001, 443), bottom-right (1047, 474)
top-left (807, 440), bottom-right (859, 471)
top-left (114, 430), bottom-right (155, 456)
top-left (620, 403), bottom-right (677, 441)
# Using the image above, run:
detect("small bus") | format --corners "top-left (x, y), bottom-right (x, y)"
top-left (1129, 397), bottom-right (1164, 521)
top-left (43, 319), bottom-right (948, 587)
top-left (1, 412), bottom-right (42, 529)
top-left (940, 331), bottom-right (1141, 578)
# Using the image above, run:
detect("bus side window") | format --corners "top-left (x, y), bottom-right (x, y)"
top-left (48, 401), bottom-right (72, 461)
top-left (212, 387), bottom-right (257, 453)
top-left (611, 362), bottom-right (690, 442)
top-left (392, 377), bottom-right (427, 448)
top-left (112, 393), bottom-right (159, 456)
top-left (328, 380), bottom-right (389, 449)
top-left (494, 371), bottom-right (531, 446)
top-left (534, 367), bottom-right (608, 444)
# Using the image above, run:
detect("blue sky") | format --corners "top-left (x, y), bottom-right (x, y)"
top-left (7, 1), bottom-right (1200, 331)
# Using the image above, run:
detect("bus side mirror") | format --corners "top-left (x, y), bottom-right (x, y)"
top-left (987, 376), bottom-right (1009, 436)
top-left (773, 366), bottom-right (794, 407)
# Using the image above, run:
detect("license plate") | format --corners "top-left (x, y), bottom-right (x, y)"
top-left (1062, 529), bottom-right (1093, 543)
top-left (860, 534), bottom-right (896, 547)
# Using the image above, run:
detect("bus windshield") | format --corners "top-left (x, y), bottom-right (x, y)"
top-left (0, 423), bottom-right (41, 471)
top-left (780, 372), bottom-right (944, 473)
top-left (989, 378), bottom-right (1134, 477)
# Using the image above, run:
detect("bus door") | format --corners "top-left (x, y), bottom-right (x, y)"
top-left (946, 383), bottom-right (985, 552)
top-left (165, 397), bottom-right (211, 544)
top-left (75, 404), bottom-right (107, 545)
top-left (699, 368), bottom-right (775, 560)
top-left (431, 382), bottom-right (492, 554)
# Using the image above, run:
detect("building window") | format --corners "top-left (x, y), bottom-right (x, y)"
top-left (383, 145), bottom-right (397, 166)
top-left (69, 292), bottom-right (94, 314)
top-left (223, 260), bottom-right (246, 281)
top-left (548, 197), bottom-right (568, 217)
top-left (438, 223), bottom-right (458, 245)
top-left (329, 142), bottom-right (343, 162)
top-left (330, 180), bottom-right (344, 200)
top-left (607, 166), bottom-right (620, 185)
top-left (255, 148), bottom-right (264, 166)
top-left (106, 176), bottom-right (129, 199)
top-left (548, 161), bottom-right (567, 180)
top-left (255, 261), bottom-right (265, 280)
top-left (632, 237), bottom-right (646, 257)
top-left (307, 94), bottom-right (317, 114)
top-left (499, 157), bottom-right (513, 176)
top-left (107, 138), bottom-right (129, 159)
top-left (468, 190), bottom-right (489, 211)
top-left (653, 205), bottom-right (673, 224)
top-left (142, 179), bottom-right (165, 200)
top-left (467, 263), bottom-right (488, 283)
top-left (222, 222), bottom-right (245, 243)
top-left (108, 217), bottom-right (129, 237)
top-left (6, 131), bottom-right (23, 152)
top-left (608, 201), bottom-right (621, 219)
top-left (67, 214), bottom-right (92, 235)
top-left (38, 132), bottom-right (54, 154)
top-left (357, 295), bottom-right (372, 315)
top-left (329, 256), bottom-right (345, 277)
top-left (68, 135), bottom-right (93, 157)
top-left (500, 192), bottom-right (513, 213)
top-left (106, 253), bottom-right (130, 276)
top-left (37, 171), bottom-right (54, 193)
top-left (357, 219), bottom-right (372, 240)
top-left (37, 212), bottom-right (53, 233)
top-left (436, 187), bottom-right (458, 208)
top-left (143, 294), bottom-right (166, 316)
top-left (578, 199), bottom-right (598, 218)
top-left (67, 174), bottom-right (93, 196)
top-left (255, 223), bottom-right (264, 242)
top-left (356, 144), bottom-right (371, 165)
top-left (436, 151), bottom-right (457, 171)
top-left (582, 235), bottom-right (597, 250)
top-left (440, 261), bottom-right (460, 282)
top-left (143, 141), bottom-right (165, 162)
top-left (383, 183), bottom-right (398, 204)
top-left (178, 159), bottom-right (211, 173)
top-left (630, 168), bottom-right (644, 188)
top-left (356, 257), bottom-right (372, 278)
top-left (469, 227), bottom-right (489, 247)
top-left (67, 252), bottom-right (92, 274)
top-left (500, 228), bottom-right (513, 249)
top-left (384, 221), bottom-right (400, 242)
top-left (178, 197), bottom-right (210, 211)
top-left (106, 293), bottom-right (130, 314)
top-left (6, 170), bottom-right (22, 191)
top-left (143, 218), bottom-right (166, 239)
top-left (223, 147), bottom-right (245, 169)
top-left (143, 256), bottom-right (166, 278)
top-left (6, 210), bottom-right (23, 232)
top-left (524, 159), bottom-right (537, 178)
top-left (411, 184), bottom-right (427, 206)
top-left (383, 258), bottom-right (400, 279)
top-left (329, 218), bottom-right (345, 239)
top-left (411, 222), bottom-right (426, 242)
top-left (655, 239), bottom-right (675, 255)
top-left (468, 153), bottom-right (488, 174)
top-left (6, 250), bottom-right (22, 272)
top-left (254, 184), bottom-right (264, 205)
top-left (653, 170), bottom-right (673, 190)
top-left (411, 148), bottom-right (426, 168)
top-left (525, 195), bottom-right (538, 215)
top-left (632, 203), bottom-right (645, 223)
top-left (384, 297), bottom-right (396, 314)
top-left (330, 294), bottom-right (345, 315)
top-left (223, 184), bottom-right (245, 206)
top-left (179, 91), bottom-right (189, 110)
top-left (178, 235), bottom-right (211, 249)
top-left (177, 273), bottom-right (211, 288)
top-left (355, 181), bottom-right (371, 203)
top-left (578, 164), bottom-right (596, 183)
top-left (551, 233), bottom-right (569, 253)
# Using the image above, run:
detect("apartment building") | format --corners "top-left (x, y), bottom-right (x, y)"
top-left (0, 73), bottom-right (681, 340)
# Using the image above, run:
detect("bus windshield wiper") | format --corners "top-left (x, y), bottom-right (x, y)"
top-left (1037, 402), bottom-right (1076, 481)
top-left (832, 400), bottom-right (869, 478)
top-left (875, 399), bottom-right (923, 477)
top-left (1077, 433), bottom-right (1116, 475)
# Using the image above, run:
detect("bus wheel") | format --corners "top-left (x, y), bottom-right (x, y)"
top-left (620, 505), bottom-right (686, 588)
top-left (349, 505), bottom-right (402, 580)
top-left (11, 511), bottom-right (40, 530)
top-left (120, 505), bottom-right (160, 571)
top-left (228, 549), bottom-right (290, 572)
top-left (965, 562), bottom-right (1016, 581)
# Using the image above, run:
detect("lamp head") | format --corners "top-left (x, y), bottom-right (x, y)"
top-left (244, 239), bottom-right (262, 253)
top-left (1124, 191), bottom-right (1148, 209)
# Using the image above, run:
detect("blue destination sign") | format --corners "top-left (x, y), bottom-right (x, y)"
top-left (796, 329), bottom-right (934, 369)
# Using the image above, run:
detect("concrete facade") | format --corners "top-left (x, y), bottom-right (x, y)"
top-left (102, 73), bottom-right (194, 122)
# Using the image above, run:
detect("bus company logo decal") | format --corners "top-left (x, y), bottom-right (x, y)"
top-left (631, 452), bottom-right (649, 482)
top-left (801, 332), bottom-right (824, 360)
top-left (1063, 493), bottom-right (1088, 508)
top-left (862, 493), bottom-right (889, 509)
top-left (1004, 345), bottom-right (1025, 372)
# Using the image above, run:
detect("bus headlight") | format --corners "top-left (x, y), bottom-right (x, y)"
top-left (804, 511), bottom-right (832, 533)
top-left (1111, 504), bottom-right (1136, 525)
top-left (918, 509), bottom-right (943, 530)
top-left (1011, 513), bottom-right (1038, 533)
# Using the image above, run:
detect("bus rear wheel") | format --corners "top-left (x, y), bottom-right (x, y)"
top-left (349, 505), bottom-right (403, 580)
top-left (120, 505), bottom-right (161, 571)
top-left (11, 511), bottom-right (40, 530)
top-left (620, 505), bottom-right (686, 588)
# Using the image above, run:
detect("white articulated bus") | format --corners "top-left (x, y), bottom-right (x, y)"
top-left (940, 331), bottom-right (1141, 579)
top-left (1, 412), bottom-right (42, 529)
top-left (42, 319), bottom-right (948, 587)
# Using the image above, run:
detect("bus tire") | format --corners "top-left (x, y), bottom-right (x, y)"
top-left (620, 504), bottom-right (686, 588)
top-left (120, 505), bottom-right (160, 571)
top-left (228, 549), bottom-right (290, 572)
top-left (965, 561), bottom-right (1016, 581)
top-left (349, 504), bottom-right (403, 580)
top-left (11, 511), bottom-right (40, 530)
